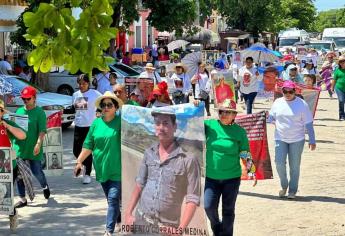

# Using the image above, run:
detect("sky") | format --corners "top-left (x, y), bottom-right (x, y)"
top-left (314, 0), bottom-right (345, 12)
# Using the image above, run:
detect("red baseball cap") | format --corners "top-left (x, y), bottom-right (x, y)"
top-left (21, 86), bottom-right (37, 98)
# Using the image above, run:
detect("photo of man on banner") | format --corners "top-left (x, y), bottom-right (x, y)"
top-left (121, 104), bottom-right (208, 235)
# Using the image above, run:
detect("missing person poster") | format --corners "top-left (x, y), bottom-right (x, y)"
top-left (212, 71), bottom-right (235, 107)
top-left (274, 80), bottom-right (320, 117)
top-left (42, 112), bottom-right (64, 176)
top-left (0, 148), bottom-right (14, 215)
top-left (121, 104), bottom-right (209, 235)
top-left (202, 50), bottom-right (220, 70)
top-left (236, 111), bottom-right (273, 180)
top-left (126, 78), bottom-right (154, 107)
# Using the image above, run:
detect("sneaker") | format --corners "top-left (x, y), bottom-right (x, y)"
top-left (83, 175), bottom-right (92, 184)
top-left (43, 186), bottom-right (50, 199)
top-left (104, 231), bottom-right (112, 236)
top-left (278, 189), bottom-right (287, 198)
top-left (14, 200), bottom-right (27, 208)
top-left (114, 223), bottom-right (121, 233)
top-left (9, 210), bottom-right (18, 233)
top-left (340, 116), bottom-right (345, 121)
top-left (287, 193), bottom-right (296, 199)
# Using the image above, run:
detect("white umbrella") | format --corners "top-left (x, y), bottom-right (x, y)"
top-left (241, 45), bottom-right (279, 63)
top-left (167, 40), bottom-right (190, 52)
top-left (181, 52), bottom-right (202, 78)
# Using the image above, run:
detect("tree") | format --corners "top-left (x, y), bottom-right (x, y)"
top-left (23, 0), bottom-right (117, 74)
top-left (270, 0), bottom-right (317, 32)
top-left (212, 0), bottom-right (279, 35)
top-left (314, 8), bottom-right (345, 32)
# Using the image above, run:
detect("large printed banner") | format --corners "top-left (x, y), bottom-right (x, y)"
top-left (236, 111), bottom-right (273, 180)
top-left (121, 104), bottom-right (209, 235)
top-left (275, 80), bottom-right (320, 117)
top-left (9, 111), bottom-right (64, 176)
top-left (0, 147), bottom-right (14, 215)
top-left (211, 71), bottom-right (235, 107)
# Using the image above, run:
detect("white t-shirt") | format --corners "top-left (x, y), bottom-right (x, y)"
top-left (96, 73), bottom-right (112, 94)
top-left (195, 72), bottom-right (211, 98)
top-left (0, 61), bottom-right (12, 75)
top-left (170, 73), bottom-right (191, 94)
top-left (237, 66), bottom-right (262, 94)
top-left (72, 89), bottom-right (102, 127)
top-left (269, 97), bottom-right (313, 143)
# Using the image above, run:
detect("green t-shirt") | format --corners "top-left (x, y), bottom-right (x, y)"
top-left (4, 119), bottom-right (26, 168)
top-left (83, 115), bottom-right (121, 183)
top-left (126, 100), bottom-right (140, 106)
top-left (14, 106), bottom-right (47, 161)
top-left (205, 119), bottom-right (249, 180)
top-left (334, 68), bottom-right (345, 93)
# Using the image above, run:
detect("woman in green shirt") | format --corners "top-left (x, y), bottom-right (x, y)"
top-left (197, 99), bottom-right (255, 236)
top-left (74, 91), bottom-right (123, 236)
top-left (331, 55), bottom-right (345, 120)
top-left (0, 98), bottom-right (26, 232)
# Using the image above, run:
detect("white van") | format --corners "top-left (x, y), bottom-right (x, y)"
top-left (322, 28), bottom-right (345, 53)
top-left (277, 28), bottom-right (310, 53)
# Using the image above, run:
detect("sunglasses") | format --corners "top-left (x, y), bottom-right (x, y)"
top-left (0, 108), bottom-right (4, 113)
top-left (114, 90), bottom-right (122, 94)
top-left (22, 97), bottom-right (32, 101)
top-left (282, 89), bottom-right (295, 95)
top-left (100, 102), bottom-right (114, 109)
top-left (219, 110), bottom-right (237, 115)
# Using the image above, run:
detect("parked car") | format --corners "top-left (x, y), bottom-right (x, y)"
top-left (1, 75), bottom-right (75, 129)
top-left (307, 40), bottom-right (338, 54)
top-left (47, 63), bottom-right (140, 95)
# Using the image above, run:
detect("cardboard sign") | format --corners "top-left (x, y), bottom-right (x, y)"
top-left (212, 71), bottom-right (235, 107)
top-left (0, 148), bottom-right (14, 215)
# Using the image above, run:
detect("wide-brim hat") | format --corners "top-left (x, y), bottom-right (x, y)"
top-left (215, 99), bottom-right (239, 112)
top-left (145, 63), bottom-right (156, 70)
top-left (174, 63), bottom-right (188, 72)
top-left (95, 91), bottom-right (124, 109)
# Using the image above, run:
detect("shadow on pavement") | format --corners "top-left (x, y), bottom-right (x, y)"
top-left (239, 191), bottom-right (345, 204)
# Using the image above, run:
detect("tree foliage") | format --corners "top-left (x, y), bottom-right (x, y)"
top-left (314, 8), bottom-right (345, 32)
top-left (23, 0), bottom-right (116, 74)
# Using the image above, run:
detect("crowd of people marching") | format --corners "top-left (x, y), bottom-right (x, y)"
top-left (1, 43), bottom-right (345, 236)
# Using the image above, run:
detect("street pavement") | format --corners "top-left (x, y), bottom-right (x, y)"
top-left (0, 91), bottom-right (345, 236)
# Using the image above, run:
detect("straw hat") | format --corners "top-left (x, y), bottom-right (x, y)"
top-left (215, 99), bottom-right (239, 112)
top-left (145, 63), bottom-right (156, 70)
top-left (174, 63), bottom-right (188, 73)
top-left (95, 91), bottom-right (124, 109)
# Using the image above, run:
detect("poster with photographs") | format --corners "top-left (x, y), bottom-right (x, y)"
top-left (0, 148), bottom-right (14, 215)
top-left (42, 112), bottom-right (64, 176)
top-left (212, 71), bottom-right (235, 107)
top-left (202, 50), bottom-right (220, 71)
top-left (121, 104), bottom-right (209, 235)
top-left (126, 77), bottom-right (155, 107)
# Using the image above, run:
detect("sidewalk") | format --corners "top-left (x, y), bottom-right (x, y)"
top-left (0, 92), bottom-right (344, 236)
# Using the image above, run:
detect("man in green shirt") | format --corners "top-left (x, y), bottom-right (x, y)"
top-left (14, 86), bottom-right (50, 208)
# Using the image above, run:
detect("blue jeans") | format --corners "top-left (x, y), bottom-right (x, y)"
top-left (101, 180), bottom-right (121, 234)
top-left (17, 159), bottom-right (48, 198)
top-left (275, 139), bottom-right (305, 194)
top-left (204, 177), bottom-right (240, 236)
top-left (335, 87), bottom-right (345, 118)
top-left (242, 92), bottom-right (257, 114)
